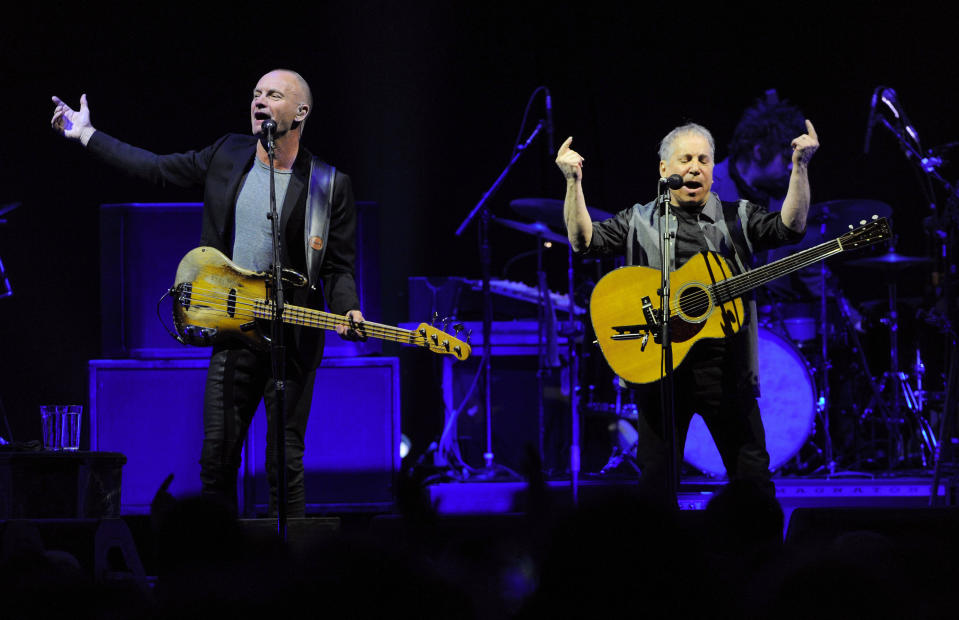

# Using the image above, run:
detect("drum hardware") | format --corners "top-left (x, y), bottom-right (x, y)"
top-left (454, 103), bottom-right (552, 484)
top-left (592, 376), bottom-right (642, 475)
top-left (684, 326), bottom-right (818, 476)
top-left (599, 416), bottom-right (641, 475)
top-left (459, 104), bottom-right (590, 496)
top-left (847, 250), bottom-right (938, 468)
top-left (806, 205), bottom-right (891, 475)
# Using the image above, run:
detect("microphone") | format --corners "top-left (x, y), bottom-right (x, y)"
top-left (880, 88), bottom-right (900, 118)
top-left (545, 88), bottom-right (555, 155)
top-left (659, 174), bottom-right (684, 190)
top-left (261, 118), bottom-right (277, 150)
top-left (864, 88), bottom-right (879, 154)
top-left (881, 87), bottom-right (922, 147)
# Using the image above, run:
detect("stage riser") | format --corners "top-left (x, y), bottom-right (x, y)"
top-left (426, 479), bottom-right (951, 533)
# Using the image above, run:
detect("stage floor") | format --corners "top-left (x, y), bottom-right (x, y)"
top-left (425, 472), bottom-right (955, 530)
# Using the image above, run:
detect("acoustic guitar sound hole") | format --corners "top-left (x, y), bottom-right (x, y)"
top-left (678, 285), bottom-right (710, 320)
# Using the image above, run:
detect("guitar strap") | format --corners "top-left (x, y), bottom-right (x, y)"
top-left (305, 158), bottom-right (335, 289)
top-left (720, 199), bottom-right (755, 272)
top-left (722, 199), bottom-right (761, 396)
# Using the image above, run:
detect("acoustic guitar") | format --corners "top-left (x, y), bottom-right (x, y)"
top-left (169, 246), bottom-right (471, 360)
top-left (589, 217), bottom-right (891, 384)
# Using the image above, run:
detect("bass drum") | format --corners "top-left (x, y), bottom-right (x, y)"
top-left (683, 326), bottom-right (817, 477)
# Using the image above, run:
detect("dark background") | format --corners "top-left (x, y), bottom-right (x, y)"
top-left (2, 3), bottom-right (957, 458)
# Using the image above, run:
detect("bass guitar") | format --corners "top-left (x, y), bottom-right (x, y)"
top-left (169, 247), bottom-right (471, 360)
top-left (589, 217), bottom-right (891, 384)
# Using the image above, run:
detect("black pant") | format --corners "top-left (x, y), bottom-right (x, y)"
top-left (200, 346), bottom-right (316, 517)
top-left (632, 338), bottom-right (772, 500)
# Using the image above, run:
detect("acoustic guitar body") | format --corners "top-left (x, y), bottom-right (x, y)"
top-left (589, 251), bottom-right (745, 384)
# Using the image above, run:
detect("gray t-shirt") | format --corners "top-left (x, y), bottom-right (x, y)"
top-left (232, 158), bottom-right (293, 272)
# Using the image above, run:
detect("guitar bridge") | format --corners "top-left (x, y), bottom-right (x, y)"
top-left (177, 283), bottom-right (193, 310)
top-left (611, 325), bottom-right (647, 340)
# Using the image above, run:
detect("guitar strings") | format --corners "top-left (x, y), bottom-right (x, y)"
top-left (182, 285), bottom-right (463, 353)
top-left (186, 288), bottom-right (421, 343)
top-left (185, 284), bottom-right (396, 335)
top-left (183, 293), bottom-right (449, 352)
top-left (664, 240), bottom-right (842, 317)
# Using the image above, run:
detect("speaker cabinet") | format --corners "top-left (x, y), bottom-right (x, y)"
top-left (89, 356), bottom-right (400, 514)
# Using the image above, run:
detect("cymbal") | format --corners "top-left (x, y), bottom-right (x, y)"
top-left (845, 251), bottom-right (932, 272)
top-left (509, 197), bottom-right (613, 230)
top-left (784, 199), bottom-right (893, 252)
top-left (808, 199), bottom-right (893, 233)
top-left (491, 216), bottom-right (569, 245)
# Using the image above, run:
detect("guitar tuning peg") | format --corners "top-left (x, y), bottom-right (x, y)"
top-left (860, 219), bottom-right (866, 225)
top-left (453, 323), bottom-right (464, 333)
top-left (871, 214), bottom-right (878, 220)
top-left (466, 328), bottom-right (472, 343)
top-left (431, 311), bottom-right (440, 325)
top-left (442, 316), bottom-right (451, 331)
top-left (849, 224), bottom-right (854, 230)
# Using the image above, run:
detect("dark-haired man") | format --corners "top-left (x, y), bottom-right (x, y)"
top-left (712, 96), bottom-right (807, 214)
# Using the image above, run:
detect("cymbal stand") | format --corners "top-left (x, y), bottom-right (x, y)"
top-left (534, 232), bottom-right (559, 472)
top-left (865, 85), bottom-right (954, 490)
top-left (863, 270), bottom-right (938, 468)
top-left (455, 119), bottom-right (545, 480)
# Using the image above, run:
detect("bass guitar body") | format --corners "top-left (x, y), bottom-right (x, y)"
top-left (173, 247), bottom-right (280, 349)
top-left (171, 247), bottom-right (472, 360)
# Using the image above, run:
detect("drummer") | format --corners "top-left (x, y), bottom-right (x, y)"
top-left (712, 91), bottom-right (805, 214)
top-left (715, 93), bottom-right (861, 333)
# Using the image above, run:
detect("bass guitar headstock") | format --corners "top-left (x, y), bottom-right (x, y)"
top-left (414, 322), bottom-right (471, 360)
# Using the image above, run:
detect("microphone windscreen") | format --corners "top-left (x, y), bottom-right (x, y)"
top-left (664, 174), bottom-right (684, 190)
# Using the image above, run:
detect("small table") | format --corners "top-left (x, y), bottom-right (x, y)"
top-left (0, 451), bottom-right (126, 518)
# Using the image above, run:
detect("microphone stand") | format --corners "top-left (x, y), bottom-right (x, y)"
top-left (818, 206), bottom-right (836, 475)
top-left (563, 241), bottom-right (583, 503)
top-left (657, 180), bottom-right (678, 507)
top-left (264, 127), bottom-right (289, 539)
top-left (869, 91), bottom-right (954, 492)
top-left (455, 120), bottom-right (545, 480)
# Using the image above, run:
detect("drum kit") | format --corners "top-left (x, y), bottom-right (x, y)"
top-left (503, 195), bottom-right (947, 479)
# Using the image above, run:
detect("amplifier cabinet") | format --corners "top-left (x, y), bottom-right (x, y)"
top-left (89, 356), bottom-right (400, 514)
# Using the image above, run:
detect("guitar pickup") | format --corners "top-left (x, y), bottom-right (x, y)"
top-left (611, 296), bottom-right (662, 347)
top-left (641, 296), bottom-right (658, 327)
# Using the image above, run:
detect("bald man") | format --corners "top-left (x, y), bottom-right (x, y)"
top-left (52, 69), bottom-right (365, 517)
